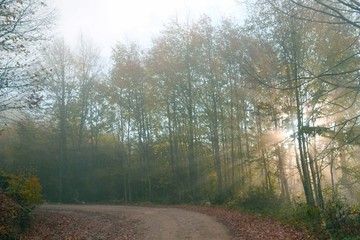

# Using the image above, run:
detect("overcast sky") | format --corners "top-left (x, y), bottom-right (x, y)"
top-left (48, 0), bottom-right (246, 59)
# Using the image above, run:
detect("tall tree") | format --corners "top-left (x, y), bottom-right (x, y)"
top-left (111, 42), bottom-right (154, 201)
top-left (42, 38), bottom-right (75, 202)
top-left (193, 16), bottom-right (224, 195)
top-left (244, 0), bottom-right (359, 206)
top-left (73, 37), bottom-right (102, 200)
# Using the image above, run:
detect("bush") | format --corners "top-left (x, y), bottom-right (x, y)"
top-left (212, 189), bottom-right (234, 205)
top-left (287, 203), bottom-right (326, 237)
top-left (237, 187), bottom-right (285, 215)
top-left (0, 190), bottom-right (22, 240)
top-left (323, 199), bottom-right (360, 239)
top-left (280, 200), bottom-right (360, 239)
top-left (0, 170), bottom-right (43, 239)
top-left (6, 172), bottom-right (43, 208)
top-left (228, 187), bottom-right (360, 239)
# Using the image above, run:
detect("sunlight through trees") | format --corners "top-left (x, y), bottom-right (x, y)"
top-left (0, 0), bottom-right (359, 223)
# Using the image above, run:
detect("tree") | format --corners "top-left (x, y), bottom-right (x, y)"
top-left (40, 37), bottom-right (104, 202)
top-left (147, 19), bottom-right (201, 201)
top-left (289, 0), bottom-right (360, 29)
top-left (192, 16), bottom-right (224, 196)
top-left (111, 42), bottom-right (154, 201)
top-left (216, 19), bottom-right (247, 192)
top-left (70, 37), bottom-right (102, 200)
top-left (147, 22), bottom-right (191, 202)
top-left (42, 38), bottom-right (76, 202)
top-left (0, 0), bottom-right (52, 123)
top-left (244, 0), bottom-right (359, 207)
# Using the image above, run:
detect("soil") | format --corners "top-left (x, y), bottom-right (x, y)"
top-left (19, 204), bottom-right (312, 240)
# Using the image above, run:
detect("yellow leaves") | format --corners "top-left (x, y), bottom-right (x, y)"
top-left (7, 172), bottom-right (43, 207)
top-left (279, 64), bottom-right (291, 76)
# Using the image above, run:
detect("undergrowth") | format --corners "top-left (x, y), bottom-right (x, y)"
top-left (0, 170), bottom-right (43, 240)
top-left (226, 188), bottom-right (360, 239)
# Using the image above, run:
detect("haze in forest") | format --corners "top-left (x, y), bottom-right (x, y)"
top-left (1, 1), bottom-right (360, 239)
top-left (48, 0), bottom-right (245, 58)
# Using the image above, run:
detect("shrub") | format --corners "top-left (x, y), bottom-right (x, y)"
top-left (0, 170), bottom-right (43, 239)
top-left (0, 190), bottom-right (22, 240)
top-left (281, 200), bottom-right (360, 239)
top-left (6, 172), bottom-right (43, 208)
top-left (238, 187), bottom-right (285, 215)
top-left (228, 187), bottom-right (360, 239)
top-left (288, 203), bottom-right (326, 237)
top-left (212, 189), bottom-right (234, 205)
top-left (323, 199), bottom-right (360, 239)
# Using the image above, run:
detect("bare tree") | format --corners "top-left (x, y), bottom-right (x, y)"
top-left (289, 0), bottom-right (360, 29)
top-left (0, 0), bottom-right (53, 123)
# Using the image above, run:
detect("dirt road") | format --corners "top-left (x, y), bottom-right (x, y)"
top-left (26, 204), bottom-right (231, 240)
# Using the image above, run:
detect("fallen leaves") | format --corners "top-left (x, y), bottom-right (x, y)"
top-left (0, 190), bottom-right (22, 238)
top-left (19, 208), bottom-right (142, 240)
top-left (180, 206), bottom-right (315, 240)
top-left (19, 204), bottom-right (315, 240)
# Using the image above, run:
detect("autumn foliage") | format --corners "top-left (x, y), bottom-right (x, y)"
top-left (0, 170), bottom-right (43, 239)
top-left (5, 173), bottom-right (43, 208)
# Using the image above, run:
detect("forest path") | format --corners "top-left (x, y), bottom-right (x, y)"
top-left (21, 204), bottom-right (231, 240)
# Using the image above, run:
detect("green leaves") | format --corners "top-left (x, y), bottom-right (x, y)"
top-left (1, 171), bottom-right (43, 208)
top-left (0, 170), bottom-right (43, 239)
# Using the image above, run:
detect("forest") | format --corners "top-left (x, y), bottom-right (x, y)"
top-left (0, 0), bottom-right (360, 238)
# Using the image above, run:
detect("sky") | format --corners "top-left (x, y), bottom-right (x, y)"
top-left (48, 0), bottom-right (246, 59)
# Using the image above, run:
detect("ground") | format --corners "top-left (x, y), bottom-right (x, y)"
top-left (19, 204), bottom-right (312, 240)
